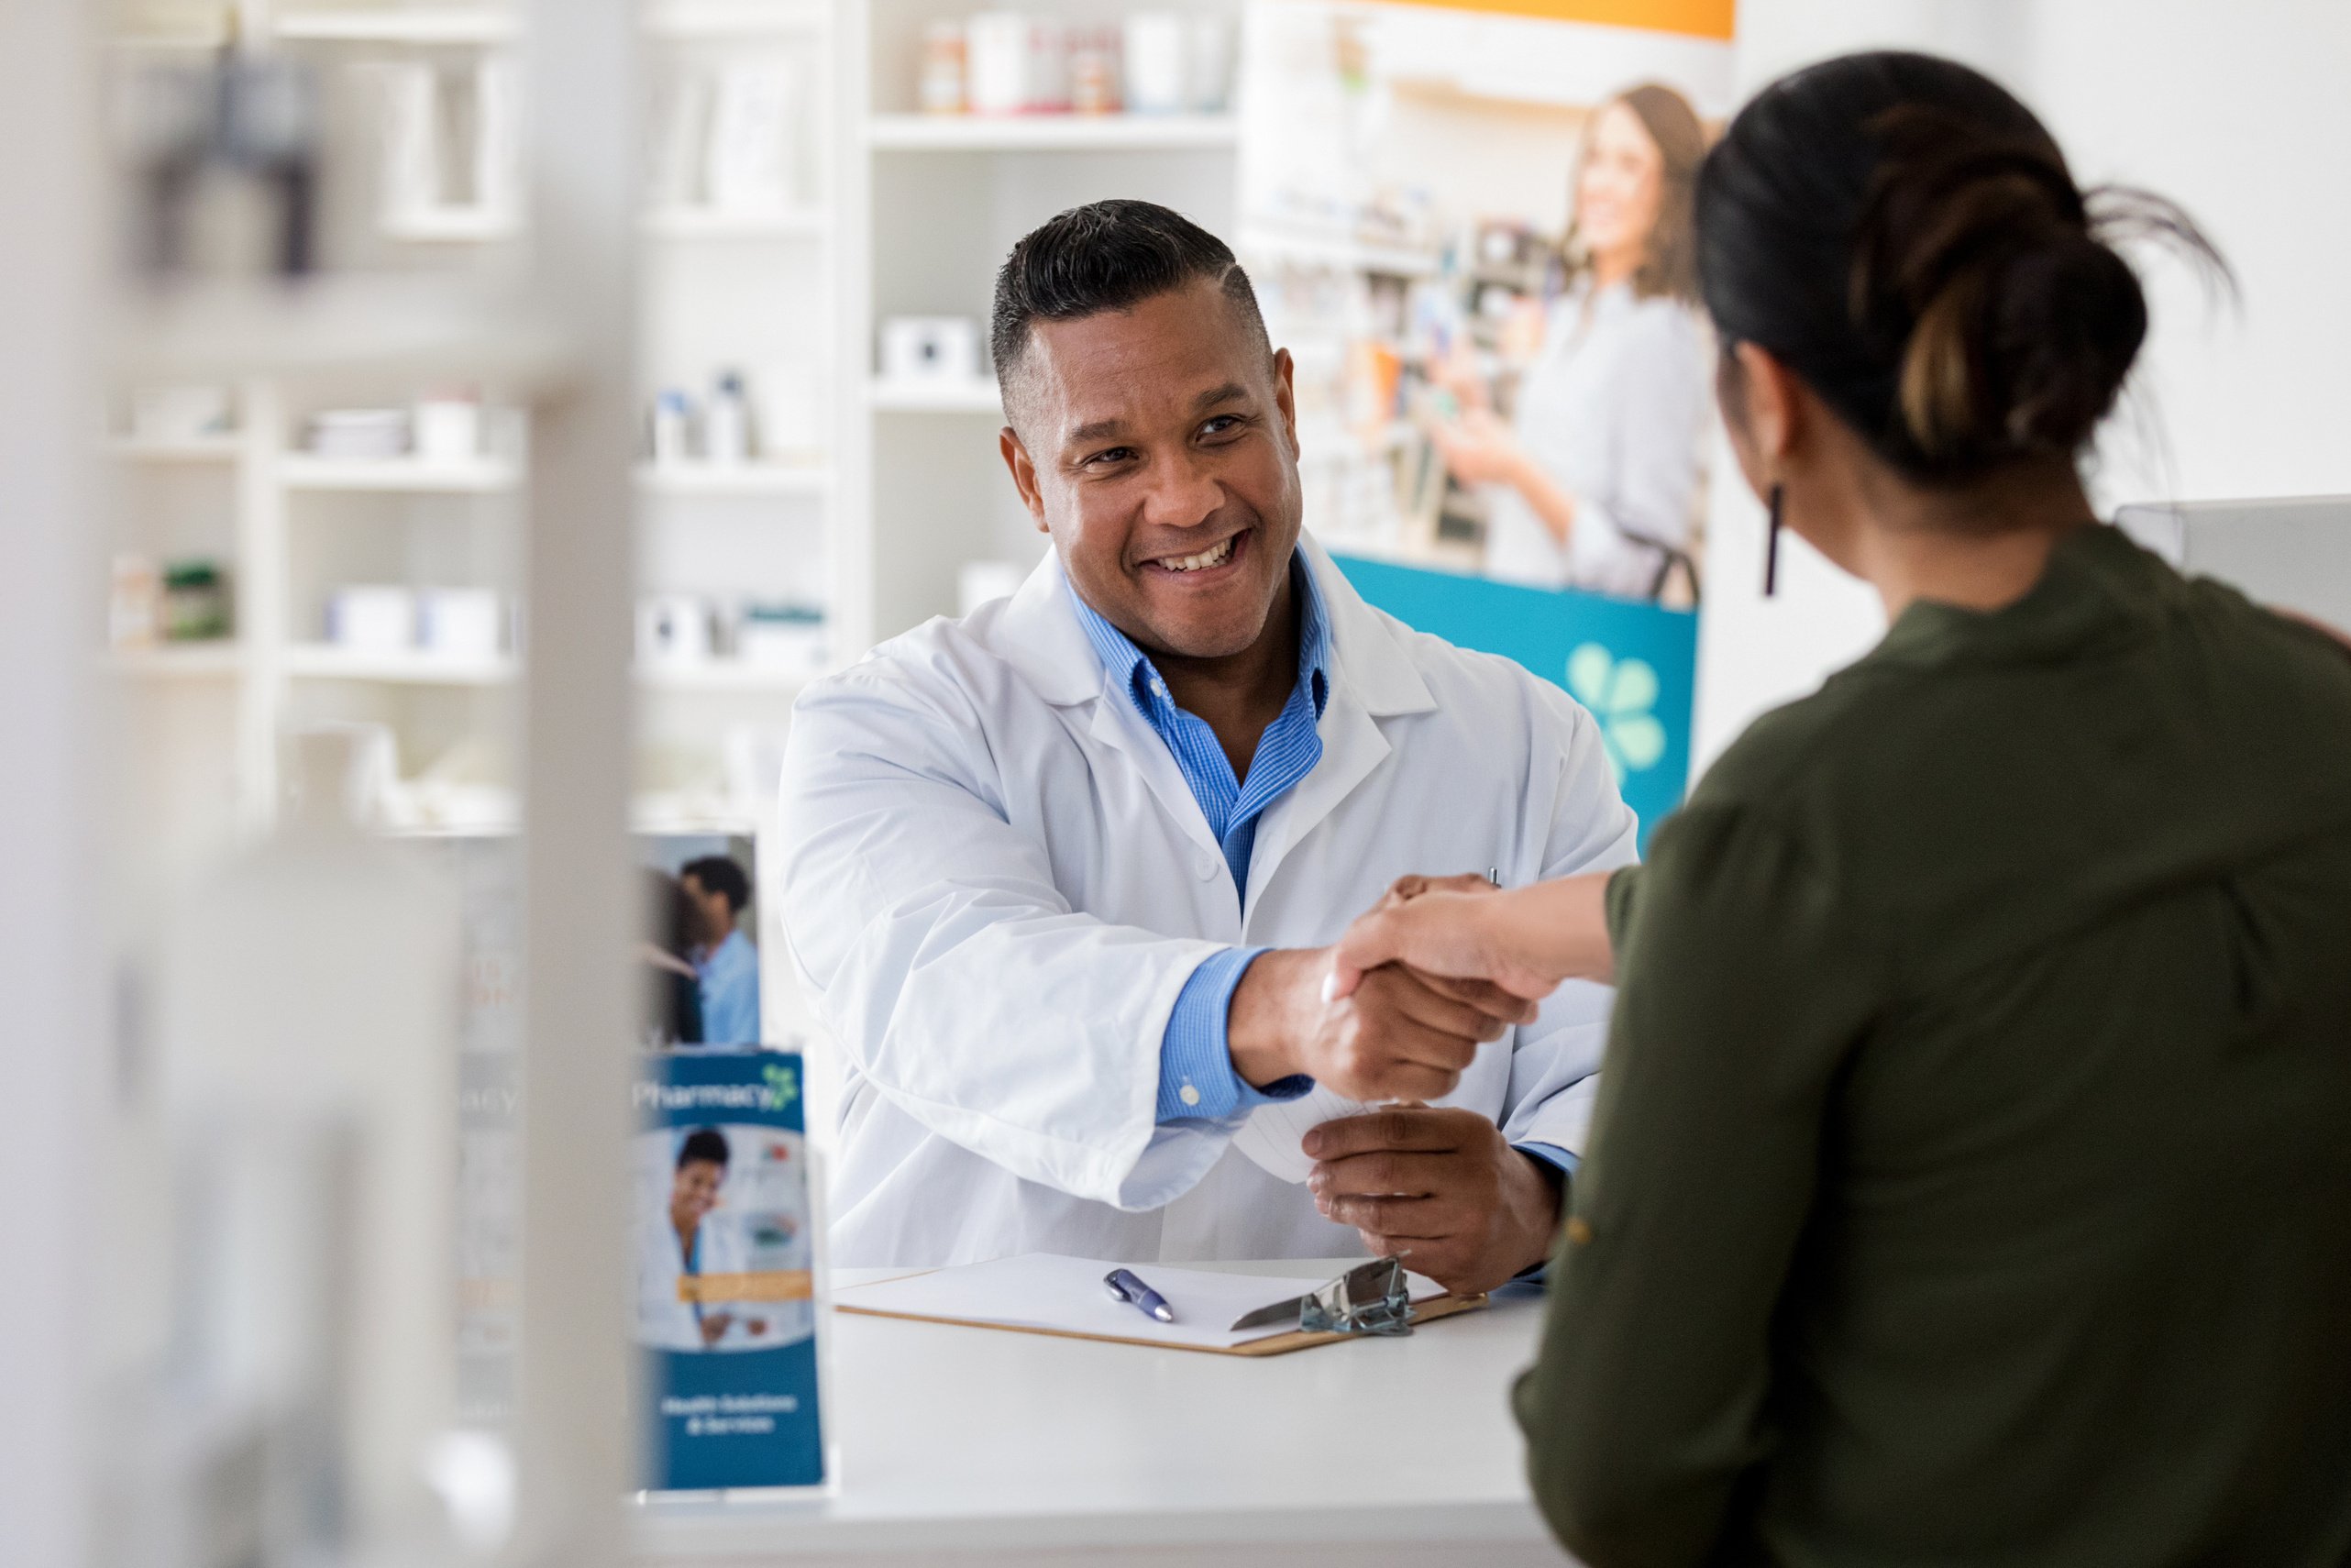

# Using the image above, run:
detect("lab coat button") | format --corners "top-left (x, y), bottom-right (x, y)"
top-left (1195, 854), bottom-right (1218, 879)
top-left (1179, 1084), bottom-right (1202, 1107)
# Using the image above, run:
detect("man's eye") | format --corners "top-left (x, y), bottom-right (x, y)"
top-left (1082, 447), bottom-right (1136, 468)
top-left (1201, 415), bottom-right (1244, 437)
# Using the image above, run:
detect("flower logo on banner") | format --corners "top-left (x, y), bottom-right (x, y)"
top-left (1566, 643), bottom-right (1668, 785)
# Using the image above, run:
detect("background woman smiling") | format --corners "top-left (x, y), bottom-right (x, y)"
top-left (1432, 83), bottom-right (1713, 601)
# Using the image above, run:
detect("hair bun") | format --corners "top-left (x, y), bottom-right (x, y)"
top-left (1858, 123), bottom-right (2148, 475)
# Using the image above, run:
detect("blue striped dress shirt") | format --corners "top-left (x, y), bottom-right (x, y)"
top-left (1069, 551), bottom-right (1328, 1122)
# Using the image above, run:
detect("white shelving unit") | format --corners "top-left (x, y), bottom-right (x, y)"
top-left (114, 0), bottom-right (847, 845)
top-left (844, 0), bottom-right (1244, 639)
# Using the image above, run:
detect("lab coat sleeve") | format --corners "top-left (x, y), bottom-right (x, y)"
top-left (1566, 304), bottom-right (1710, 592)
top-left (1496, 679), bottom-right (1642, 1158)
top-left (778, 666), bottom-right (1243, 1211)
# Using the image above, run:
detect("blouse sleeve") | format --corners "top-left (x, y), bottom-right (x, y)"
top-left (1511, 801), bottom-right (1886, 1567)
top-left (1567, 304), bottom-right (1710, 591)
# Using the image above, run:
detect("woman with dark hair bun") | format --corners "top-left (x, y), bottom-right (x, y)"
top-left (1327, 50), bottom-right (2351, 1567)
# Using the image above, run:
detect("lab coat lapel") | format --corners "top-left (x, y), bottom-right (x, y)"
top-left (1242, 538), bottom-right (1437, 914)
top-left (986, 547), bottom-right (1227, 864)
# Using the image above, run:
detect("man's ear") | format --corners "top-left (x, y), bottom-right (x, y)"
top-left (999, 423), bottom-right (1049, 532)
top-left (1272, 346), bottom-right (1298, 458)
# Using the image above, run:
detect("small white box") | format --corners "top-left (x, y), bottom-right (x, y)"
top-left (414, 398), bottom-right (482, 463)
top-left (326, 585), bottom-right (416, 652)
top-left (416, 587), bottom-right (502, 657)
top-left (880, 317), bottom-right (982, 384)
top-left (638, 594), bottom-right (715, 665)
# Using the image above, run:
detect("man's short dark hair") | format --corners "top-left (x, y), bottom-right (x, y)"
top-left (679, 855), bottom-right (750, 916)
top-left (990, 200), bottom-right (1269, 396)
top-left (678, 1127), bottom-right (730, 1169)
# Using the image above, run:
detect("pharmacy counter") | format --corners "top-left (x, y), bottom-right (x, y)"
top-left (634, 1260), bottom-right (1578, 1568)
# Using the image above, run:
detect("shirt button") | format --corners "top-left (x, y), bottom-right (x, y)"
top-left (1150, 679), bottom-right (1168, 698)
top-left (1179, 1084), bottom-right (1202, 1108)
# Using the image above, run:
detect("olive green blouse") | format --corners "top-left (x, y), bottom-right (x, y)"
top-left (1515, 524), bottom-right (2351, 1567)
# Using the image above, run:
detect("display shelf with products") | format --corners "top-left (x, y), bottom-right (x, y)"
top-left (635, 460), bottom-right (833, 496)
top-left (280, 454), bottom-right (524, 493)
top-left (866, 112), bottom-right (1236, 152)
top-left (273, 8), bottom-right (522, 45)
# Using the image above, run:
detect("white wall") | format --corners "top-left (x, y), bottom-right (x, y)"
top-left (1692, 0), bottom-right (2351, 768)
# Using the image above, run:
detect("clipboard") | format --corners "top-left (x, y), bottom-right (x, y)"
top-left (833, 1253), bottom-right (1488, 1357)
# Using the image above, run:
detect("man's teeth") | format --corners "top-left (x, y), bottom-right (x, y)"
top-left (1160, 536), bottom-right (1236, 573)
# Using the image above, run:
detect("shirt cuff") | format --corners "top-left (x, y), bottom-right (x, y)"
top-left (1512, 1143), bottom-right (1580, 1281)
top-left (1157, 947), bottom-right (1314, 1123)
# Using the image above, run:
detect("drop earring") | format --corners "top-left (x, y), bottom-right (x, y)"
top-left (1763, 482), bottom-right (1784, 598)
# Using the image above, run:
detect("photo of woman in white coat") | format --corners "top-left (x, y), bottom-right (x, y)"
top-left (1431, 83), bottom-right (1714, 602)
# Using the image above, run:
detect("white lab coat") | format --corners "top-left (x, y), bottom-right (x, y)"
top-left (636, 1207), bottom-right (751, 1352)
top-left (780, 536), bottom-right (1639, 1268)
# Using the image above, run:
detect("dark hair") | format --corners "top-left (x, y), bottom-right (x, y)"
top-left (990, 199), bottom-right (1268, 388)
top-left (642, 868), bottom-right (703, 1046)
top-left (1695, 50), bottom-right (2225, 484)
top-left (679, 855), bottom-right (750, 917)
top-left (1565, 83), bottom-right (1706, 304)
top-left (677, 1127), bottom-right (730, 1169)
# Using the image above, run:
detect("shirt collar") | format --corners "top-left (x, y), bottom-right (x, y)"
top-left (1069, 547), bottom-right (1331, 723)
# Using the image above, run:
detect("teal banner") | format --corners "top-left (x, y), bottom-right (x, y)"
top-left (1333, 555), bottom-right (1697, 851)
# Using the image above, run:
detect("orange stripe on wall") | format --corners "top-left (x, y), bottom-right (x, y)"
top-left (1360, 0), bottom-right (1736, 41)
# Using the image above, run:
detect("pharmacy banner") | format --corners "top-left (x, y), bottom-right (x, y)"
top-left (635, 1050), bottom-right (825, 1494)
top-left (1335, 554), bottom-right (1694, 847)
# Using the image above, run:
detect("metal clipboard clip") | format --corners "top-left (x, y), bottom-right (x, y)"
top-left (1226, 1255), bottom-right (1416, 1338)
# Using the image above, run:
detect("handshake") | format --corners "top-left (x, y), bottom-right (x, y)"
top-left (1227, 871), bottom-right (1613, 1104)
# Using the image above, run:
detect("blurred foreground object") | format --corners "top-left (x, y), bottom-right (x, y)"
top-left (123, 730), bottom-right (469, 1566)
top-left (120, 35), bottom-right (320, 278)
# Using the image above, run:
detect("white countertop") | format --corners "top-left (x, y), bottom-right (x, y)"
top-left (633, 1260), bottom-right (1577, 1568)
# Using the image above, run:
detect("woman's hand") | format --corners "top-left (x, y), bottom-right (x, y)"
top-left (1430, 406), bottom-right (1530, 487)
top-left (1328, 872), bottom-right (1618, 1004)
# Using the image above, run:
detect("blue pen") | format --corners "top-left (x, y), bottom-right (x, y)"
top-left (1103, 1267), bottom-right (1176, 1324)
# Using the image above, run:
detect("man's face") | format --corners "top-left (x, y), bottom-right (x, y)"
top-left (999, 282), bottom-right (1302, 661)
top-left (679, 874), bottom-right (731, 948)
top-left (670, 1160), bottom-right (724, 1223)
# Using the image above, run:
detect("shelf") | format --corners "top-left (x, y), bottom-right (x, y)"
top-left (381, 205), bottom-right (523, 242)
top-left (635, 461), bottom-right (830, 497)
top-left (281, 454), bottom-right (521, 493)
top-left (110, 643), bottom-right (245, 678)
top-left (1241, 226), bottom-right (1444, 279)
top-left (274, 8), bottom-right (518, 44)
top-left (641, 205), bottom-right (829, 239)
top-left (644, 0), bottom-right (827, 38)
top-left (866, 114), bottom-right (1238, 152)
top-left (105, 434), bottom-right (242, 463)
top-left (635, 661), bottom-right (814, 692)
top-left (118, 274), bottom-right (569, 386)
top-left (867, 379), bottom-right (1002, 414)
top-left (287, 645), bottom-right (515, 684)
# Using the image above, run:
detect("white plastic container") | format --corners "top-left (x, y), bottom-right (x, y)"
top-left (1122, 13), bottom-right (1187, 115)
top-left (415, 587), bottom-right (502, 659)
top-left (705, 372), bottom-right (751, 463)
top-left (637, 595), bottom-right (714, 665)
top-left (326, 586), bottom-right (416, 653)
top-left (414, 394), bottom-right (481, 464)
top-left (879, 317), bottom-right (981, 384)
top-left (965, 12), bottom-right (1029, 116)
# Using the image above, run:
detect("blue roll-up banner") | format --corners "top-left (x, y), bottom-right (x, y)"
top-left (635, 1050), bottom-right (827, 1494)
top-left (1333, 555), bottom-right (1697, 851)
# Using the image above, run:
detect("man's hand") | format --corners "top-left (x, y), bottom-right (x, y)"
top-left (1228, 946), bottom-right (1536, 1104)
top-left (1306, 1107), bottom-right (1562, 1296)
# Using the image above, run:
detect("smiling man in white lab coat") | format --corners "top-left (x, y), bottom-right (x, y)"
top-left (781, 201), bottom-right (1637, 1294)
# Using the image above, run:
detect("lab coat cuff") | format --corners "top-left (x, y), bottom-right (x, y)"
top-left (1155, 946), bottom-right (1282, 1122)
top-left (1512, 1143), bottom-right (1579, 1282)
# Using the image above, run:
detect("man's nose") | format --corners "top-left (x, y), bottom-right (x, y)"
top-left (1137, 447), bottom-right (1221, 531)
